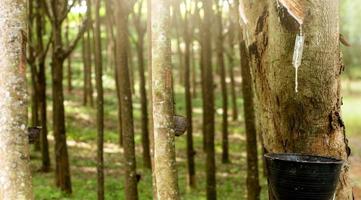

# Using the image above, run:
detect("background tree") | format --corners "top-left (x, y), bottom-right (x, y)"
top-left (44, 0), bottom-right (87, 193)
top-left (116, 0), bottom-right (139, 199)
top-left (93, 0), bottom-right (104, 198)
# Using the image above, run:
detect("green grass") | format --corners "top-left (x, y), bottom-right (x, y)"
top-left (30, 60), bottom-right (360, 199)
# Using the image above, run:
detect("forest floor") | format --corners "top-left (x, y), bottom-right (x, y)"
top-left (29, 67), bottom-right (361, 199)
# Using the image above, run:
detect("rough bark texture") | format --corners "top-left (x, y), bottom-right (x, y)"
top-left (184, 12), bottom-right (196, 188)
top-left (0, 0), bottom-right (34, 199)
top-left (245, 0), bottom-right (353, 199)
top-left (116, 1), bottom-right (139, 199)
top-left (202, 0), bottom-right (217, 199)
top-left (151, 0), bottom-right (180, 199)
top-left (94, 0), bottom-right (104, 198)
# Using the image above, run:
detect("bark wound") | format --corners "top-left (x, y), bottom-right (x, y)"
top-left (329, 111), bottom-right (351, 157)
top-left (277, 0), bottom-right (306, 32)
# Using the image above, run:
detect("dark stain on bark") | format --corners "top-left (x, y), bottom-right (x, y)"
top-left (255, 10), bottom-right (269, 35)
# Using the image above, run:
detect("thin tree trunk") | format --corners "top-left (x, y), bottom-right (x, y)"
top-left (36, 0), bottom-right (51, 172)
top-left (202, 0), bottom-right (217, 198)
top-left (117, 2), bottom-right (139, 199)
top-left (151, 0), bottom-right (180, 199)
top-left (135, 30), bottom-right (151, 169)
top-left (184, 13), bottom-right (196, 188)
top-left (94, 0), bottom-right (104, 198)
top-left (147, 0), bottom-right (157, 196)
top-left (0, 0), bottom-right (34, 198)
top-left (29, 0), bottom-right (41, 151)
top-left (227, 19), bottom-right (238, 121)
top-left (216, 6), bottom-right (229, 164)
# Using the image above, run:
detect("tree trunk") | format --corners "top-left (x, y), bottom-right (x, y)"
top-left (184, 13), bottom-right (196, 188)
top-left (28, 0), bottom-right (41, 151)
top-left (245, 0), bottom-right (353, 199)
top-left (36, 0), bottom-right (51, 172)
top-left (226, 17), bottom-right (238, 121)
top-left (116, 2), bottom-right (139, 199)
top-left (0, 0), bottom-right (34, 198)
top-left (136, 31), bottom-right (152, 169)
top-left (216, 6), bottom-right (229, 164)
top-left (147, 0), bottom-right (157, 196)
top-left (151, 0), bottom-right (180, 199)
top-left (202, 0), bottom-right (217, 199)
top-left (94, 0), bottom-right (104, 198)
top-left (51, 28), bottom-right (72, 193)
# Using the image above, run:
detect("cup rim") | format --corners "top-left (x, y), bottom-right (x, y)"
top-left (264, 153), bottom-right (344, 165)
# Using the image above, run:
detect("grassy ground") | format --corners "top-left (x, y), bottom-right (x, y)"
top-left (30, 62), bottom-right (361, 199)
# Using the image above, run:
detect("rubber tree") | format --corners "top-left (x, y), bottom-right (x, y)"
top-left (133, 0), bottom-right (152, 169)
top-left (244, 0), bottom-right (353, 199)
top-left (151, 0), bottom-right (180, 199)
top-left (44, 0), bottom-right (88, 193)
top-left (116, 0), bottom-right (139, 199)
top-left (202, 0), bottom-right (217, 199)
top-left (0, 0), bottom-right (34, 198)
top-left (93, 0), bottom-right (104, 198)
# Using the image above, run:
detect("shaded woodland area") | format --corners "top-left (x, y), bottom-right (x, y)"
top-left (0, 0), bottom-right (361, 199)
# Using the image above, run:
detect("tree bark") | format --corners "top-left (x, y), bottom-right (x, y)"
top-left (116, 1), bottom-right (139, 199)
top-left (134, 5), bottom-right (152, 169)
top-left (151, 0), bottom-right (180, 199)
top-left (94, 0), bottom-right (104, 198)
top-left (0, 0), bottom-right (34, 198)
top-left (184, 11), bottom-right (196, 188)
top-left (216, 5), bottom-right (229, 164)
top-left (147, 0), bottom-right (157, 197)
top-left (244, 0), bottom-right (353, 199)
top-left (202, 0), bottom-right (217, 199)
top-left (36, 0), bottom-right (51, 172)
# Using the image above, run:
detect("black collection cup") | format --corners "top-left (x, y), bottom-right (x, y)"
top-left (264, 153), bottom-right (344, 200)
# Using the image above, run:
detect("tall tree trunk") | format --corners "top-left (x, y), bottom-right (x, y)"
top-left (104, 0), bottom-right (123, 147)
top-left (151, 0), bottom-right (180, 199)
top-left (136, 31), bottom-right (152, 169)
top-left (51, 28), bottom-right (72, 193)
top-left (36, 0), bottom-right (51, 172)
top-left (202, 0), bottom-right (217, 198)
top-left (94, 0), bottom-right (104, 198)
top-left (184, 13), bottom-right (196, 188)
top-left (245, 0), bottom-right (353, 199)
top-left (231, 1), bottom-right (262, 199)
top-left (85, 0), bottom-right (94, 107)
top-left (28, 0), bottom-right (41, 151)
top-left (227, 18), bottom-right (238, 121)
top-left (117, 2), bottom-right (139, 199)
top-left (0, 0), bottom-right (34, 198)
top-left (147, 0), bottom-right (157, 196)
top-left (216, 6), bottom-right (229, 164)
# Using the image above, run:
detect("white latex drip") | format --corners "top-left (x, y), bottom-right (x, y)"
top-left (292, 27), bottom-right (305, 93)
